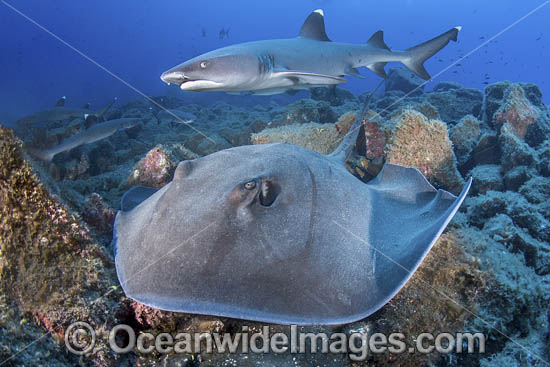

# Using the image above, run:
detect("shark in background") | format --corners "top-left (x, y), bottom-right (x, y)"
top-left (161, 9), bottom-right (461, 95)
top-left (28, 117), bottom-right (140, 162)
top-left (16, 96), bottom-right (117, 126)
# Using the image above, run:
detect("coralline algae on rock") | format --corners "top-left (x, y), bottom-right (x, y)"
top-left (251, 112), bottom-right (355, 154)
top-left (0, 127), bottom-right (124, 366)
top-left (450, 115), bottom-right (482, 165)
top-left (492, 83), bottom-right (540, 139)
top-left (127, 144), bottom-right (199, 188)
top-left (384, 109), bottom-right (465, 193)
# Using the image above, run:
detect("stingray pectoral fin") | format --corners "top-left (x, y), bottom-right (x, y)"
top-left (273, 71), bottom-right (346, 86)
top-left (361, 163), bottom-right (471, 317)
top-left (120, 185), bottom-right (159, 212)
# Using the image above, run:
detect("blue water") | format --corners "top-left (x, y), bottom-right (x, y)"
top-left (1, 0), bottom-right (548, 124)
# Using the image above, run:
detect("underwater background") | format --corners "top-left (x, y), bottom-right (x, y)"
top-left (1, 0), bottom-right (549, 124)
top-left (1, 0), bottom-right (550, 366)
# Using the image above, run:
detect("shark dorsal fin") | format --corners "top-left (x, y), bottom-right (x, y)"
top-left (55, 96), bottom-right (66, 107)
top-left (367, 30), bottom-right (390, 51)
top-left (299, 9), bottom-right (331, 42)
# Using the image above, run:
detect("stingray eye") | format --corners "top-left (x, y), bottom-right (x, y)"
top-left (244, 180), bottom-right (256, 190)
top-left (200, 61), bottom-right (208, 69)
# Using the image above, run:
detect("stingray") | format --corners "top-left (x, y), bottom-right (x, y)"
top-left (114, 99), bottom-right (471, 325)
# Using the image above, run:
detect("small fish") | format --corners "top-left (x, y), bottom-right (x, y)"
top-left (483, 81), bottom-right (489, 85)
top-left (201, 28), bottom-right (207, 37)
top-left (28, 118), bottom-right (139, 162)
top-left (218, 27), bottom-right (230, 40)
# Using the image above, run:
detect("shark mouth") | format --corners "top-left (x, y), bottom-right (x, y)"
top-left (178, 80), bottom-right (223, 91)
top-left (160, 72), bottom-right (223, 91)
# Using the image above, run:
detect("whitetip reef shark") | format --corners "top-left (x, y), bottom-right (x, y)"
top-left (161, 9), bottom-right (461, 95)
top-left (16, 96), bottom-right (117, 126)
top-left (29, 117), bottom-right (140, 162)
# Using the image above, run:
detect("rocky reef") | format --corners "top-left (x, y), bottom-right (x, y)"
top-left (1, 73), bottom-right (550, 366)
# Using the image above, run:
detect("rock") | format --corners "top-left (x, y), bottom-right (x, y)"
top-left (218, 126), bottom-right (251, 146)
top-left (519, 176), bottom-right (550, 205)
top-left (388, 102), bottom-right (440, 120)
top-left (503, 166), bottom-right (534, 191)
top-left (310, 86), bottom-right (357, 106)
top-left (459, 133), bottom-right (501, 174)
top-left (465, 190), bottom-right (510, 228)
top-left (426, 87), bottom-right (484, 123)
top-left (384, 109), bottom-right (464, 193)
top-left (127, 301), bottom-right (180, 330)
top-left (58, 151), bottom-right (90, 180)
top-left (509, 204), bottom-right (550, 244)
top-left (538, 141), bottom-right (550, 177)
top-left (469, 165), bottom-right (504, 195)
top-left (492, 83), bottom-right (540, 139)
top-left (251, 122), bottom-right (344, 155)
top-left (187, 133), bottom-right (232, 156)
top-left (483, 215), bottom-right (550, 275)
top-left (385, 67), bottom-right (425, 96)
top-left (276, 99), bottom-right (337, 125)
top-left (81, 192), bottom-right (116, 236)
top-left (483, 81), bottom-right (510, 125)
top-left (127, 145), bottom-right (176, 188)
top-left (499, 123), bottom-right (537, 173)
top-left (519, 82), bottom-right (544, 108)
top-left (450, 115), bottom-right (482, 165)
top-left (0, 127), bottom-right (124, 366)
top-left (525, 114), bottom-right (550, 148)
top-left (432, 81), bottom-right (462, 92)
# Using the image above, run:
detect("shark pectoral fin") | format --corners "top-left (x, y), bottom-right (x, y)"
top-left (273, 71), bottom-right (346, 86)
top-left (367, 62), bottom-right (388, 78)
top-left (120, 186), bottom-right (159, 212)
top-left (345, 66), bottom-right (364, 78)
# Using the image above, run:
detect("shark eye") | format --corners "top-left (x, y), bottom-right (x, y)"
top-left (244, 180), bottom-right (256, 190)
top-left (200, 61), bottom-right (208, 69)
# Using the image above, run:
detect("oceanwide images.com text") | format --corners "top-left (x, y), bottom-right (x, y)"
top-left (65, 322), bottom-right (486, 361)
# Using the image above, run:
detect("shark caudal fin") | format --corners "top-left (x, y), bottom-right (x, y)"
top-left (403, 26), bottom-right (461, 80)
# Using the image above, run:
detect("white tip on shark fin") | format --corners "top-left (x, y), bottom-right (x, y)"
top-left (454, 26), bottom-right (462, 31)
top-left (61, 96), bottom-right (66, 99)
top-left (84, 113), bottom-right (89, 119)
top-left (314, 9), bottom-right (324, 16)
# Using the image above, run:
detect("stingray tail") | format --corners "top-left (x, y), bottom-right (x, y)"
top-left (402, 26), bottom-right (461, 80)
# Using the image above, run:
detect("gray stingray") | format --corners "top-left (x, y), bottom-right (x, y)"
top-left (161, 9), bottom-right (460, 95)
top-left (114, 100), bottom-right (471, 325)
